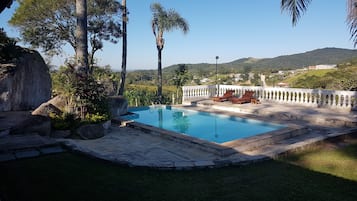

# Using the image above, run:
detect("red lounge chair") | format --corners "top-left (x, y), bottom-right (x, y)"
top-left (212, 90), bottom-right (235, 102)
top-left (231, 91), bottom-right (255, 104)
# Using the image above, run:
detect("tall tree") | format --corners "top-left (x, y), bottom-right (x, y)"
top-left (173, 64), bottom-right (189, 104)
top-left (281, 0), bottom-right (357, 46)
top-left (9, 0), bottom-right (121, 67)
top-left (118, 0), bottom-right (127, 96)
top-left (151, 3), bottom-right (189, 103)
top-left (75, 0), bottom-right (89, 73)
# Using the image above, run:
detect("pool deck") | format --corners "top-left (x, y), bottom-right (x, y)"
top-left (1, 101), bottom-right (357, 169)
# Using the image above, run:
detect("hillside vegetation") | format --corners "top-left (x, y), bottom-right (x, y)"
top-left (163, 48), bottom-right (357, 77)
top-left (283, 64), bottom-right (357, 90)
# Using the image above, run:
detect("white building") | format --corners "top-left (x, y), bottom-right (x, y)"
top-left (308, 64), bottom-right (336, 70)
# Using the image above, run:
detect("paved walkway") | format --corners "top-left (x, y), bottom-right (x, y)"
top-left (0, 134), bottom-right (65, 162)
top-left (1, 102), bottom-right (356, 169)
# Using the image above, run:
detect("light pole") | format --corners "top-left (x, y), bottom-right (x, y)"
top-left (215, 56), bottom-right (219, 95)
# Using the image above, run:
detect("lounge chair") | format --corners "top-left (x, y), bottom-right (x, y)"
top-left (231, 91), bottom-right (255, 104)
top-left (212, 90), bottom-right (235, 102)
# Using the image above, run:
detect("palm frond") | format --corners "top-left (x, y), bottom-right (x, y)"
top-left (347, 0), bottom-right (357, 47)
top-left (281, 0), bottom-right (312, 26)
top-left (167, 10), bottom-right (189, 34)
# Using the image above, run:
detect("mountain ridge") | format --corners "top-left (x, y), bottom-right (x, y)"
top-left (162, 47), bottom-right (357, 74)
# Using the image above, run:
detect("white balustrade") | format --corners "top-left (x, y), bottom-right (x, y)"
top-left (182, 85), bottom-right (357, 110)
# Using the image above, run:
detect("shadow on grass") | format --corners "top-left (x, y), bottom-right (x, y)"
top-left (0, 152), bottom-right (356, 201)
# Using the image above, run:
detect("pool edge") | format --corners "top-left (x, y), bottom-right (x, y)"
top-left (116, 117), bottom-right (307, 157)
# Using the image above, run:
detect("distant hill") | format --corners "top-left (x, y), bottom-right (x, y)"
top-left (162, 47), bottom-right (357, 76)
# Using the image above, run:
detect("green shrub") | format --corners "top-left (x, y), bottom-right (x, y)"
top-left (124, 84), bottom-right (177, 106)
top-left (84, 113), bottom-right (109, 124)
top-left (49, 112), bottom-right (80, 130)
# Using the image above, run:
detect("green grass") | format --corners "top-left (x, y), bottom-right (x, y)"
top-left (280, 142), bottom-right (357, 181)
top-left (284, 69), bottom-right (336, 85)
top-left (1, 143), bottom-right (357, 201)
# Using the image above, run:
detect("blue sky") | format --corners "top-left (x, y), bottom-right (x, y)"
top-left (0, 0), bottom-right (354, 70)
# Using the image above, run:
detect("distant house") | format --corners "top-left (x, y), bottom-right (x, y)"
top-left (200, 78), bottom-right (210, 83)
top-left (231, 73), bottom-right (243, 82)
top-left (277, 82), bottom-right (289, 87)
top-left (308, 64), bottom-right (336, 70)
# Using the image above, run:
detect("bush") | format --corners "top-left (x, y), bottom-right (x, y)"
top-left (124, 84), bottom-right (177, 106)
top-left (51, 65), bottom-right (111, 121)
top-left (49, 112), bottom-right (80, 130)
top-left (84, 113), bottom-right (109, 124)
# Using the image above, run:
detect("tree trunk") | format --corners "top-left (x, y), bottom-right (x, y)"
top-left (75, 0), bottom-right (89, 74)
top-left (118, 0), bottom-right (127, 96)
top-left (157, 48), bottom-right (162, 103)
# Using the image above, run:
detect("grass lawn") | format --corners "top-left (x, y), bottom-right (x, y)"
top-left (280, 139), bottom-right (357, 181)
top-left (0, 141), bottom-right (357, 201)
top-left (284, 69), bottom-right (336, 84)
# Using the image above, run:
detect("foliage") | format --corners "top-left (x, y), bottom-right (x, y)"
top-left (84, 112), bottom-right (109, 124)
top-left (280, 0), bottom-right (312, 26)
top-left (72, 72), bottom-right (109, 117)
top-left (126, 69), bottom-right (156, 85)
top-left (49, 111), bottom-right (108, 131)
top-left (171, 64), bottom-right (189, 88)
top-left (50, 65), bottom-right (110, 120)
top-left (284, 66), bottom-right (357, 90)
top-left (92, 65), bottom-right (120, 95)
top-left (281, 0), bottom-right (357, 47)
top-left (250, 73), bottom-right (262, 86)
top-left (0, 28), bottom-right (20, 62)
top-left (9, 0), bottom-right (122, 59)
top-left (162, 48), bottom-right (357, 76)
top-left (124, 84), bottom-right (176, 106)
top-left (49, 112), bottom-right (80, 130)
top-left (51, 66), bottom-right (77, 98)
top-left (151, 2), bottom-right (189, 102)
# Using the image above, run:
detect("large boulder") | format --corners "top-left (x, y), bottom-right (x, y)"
top-left (48, 95), bottom-right (67, 111)
top-left (108, 96), bottom-right (128, 117)
top-left (76, 123), bottom-right (105, 140)
top-left (0, 48), bottom-right (51, 111)
top-left (31, 102), bottom-right (62, 117)
top-left (10, 115), bottom-right (52, 136)
top-left (31, 95), bottom-right (67, 117)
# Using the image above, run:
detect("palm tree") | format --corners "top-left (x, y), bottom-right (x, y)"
top-left (75, 0), bottom-right (89, 74)
top-left (118, 0), bottom-right (127, 96)
top-left (281, 0), bottom-right (357, 46)
top-left (151, 3), bottom-right (189, 103)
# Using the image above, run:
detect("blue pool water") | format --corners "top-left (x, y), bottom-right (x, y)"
top-left (124, 106), bottom-right (285, 144)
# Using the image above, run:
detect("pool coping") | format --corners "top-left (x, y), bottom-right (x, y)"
top-left (119, 107), bottom-right (308, 157)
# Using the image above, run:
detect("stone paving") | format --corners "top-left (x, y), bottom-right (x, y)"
top-left (58, 126), bottom-right (223, 169)
top-left (0, 134), bottom-right (65, 162)
top-left (1, 101), bottom-right (356, 169)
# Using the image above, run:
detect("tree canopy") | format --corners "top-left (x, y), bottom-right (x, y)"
top-left (9, 0), bottom-right (122, 60)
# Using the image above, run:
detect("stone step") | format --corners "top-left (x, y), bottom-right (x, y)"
top-left (0, 145), bottom-right (66, 162)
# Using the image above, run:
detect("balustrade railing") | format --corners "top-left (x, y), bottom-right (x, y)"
top-left (182, 85), bottom-right (357, 110)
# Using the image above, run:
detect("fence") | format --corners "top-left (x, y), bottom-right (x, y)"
top-left (182, 85), bottom-right (357, 110)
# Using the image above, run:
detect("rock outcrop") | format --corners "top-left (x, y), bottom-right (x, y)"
top-left (0, 48), bottom-right (51, 111)
top-left (10, 115), bottom-right (52, 136)
top-left (31, 102), bottom-right (62, 117)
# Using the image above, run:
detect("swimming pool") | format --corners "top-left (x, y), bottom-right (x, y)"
top-left (124, 106), bottom-right (285, 144)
